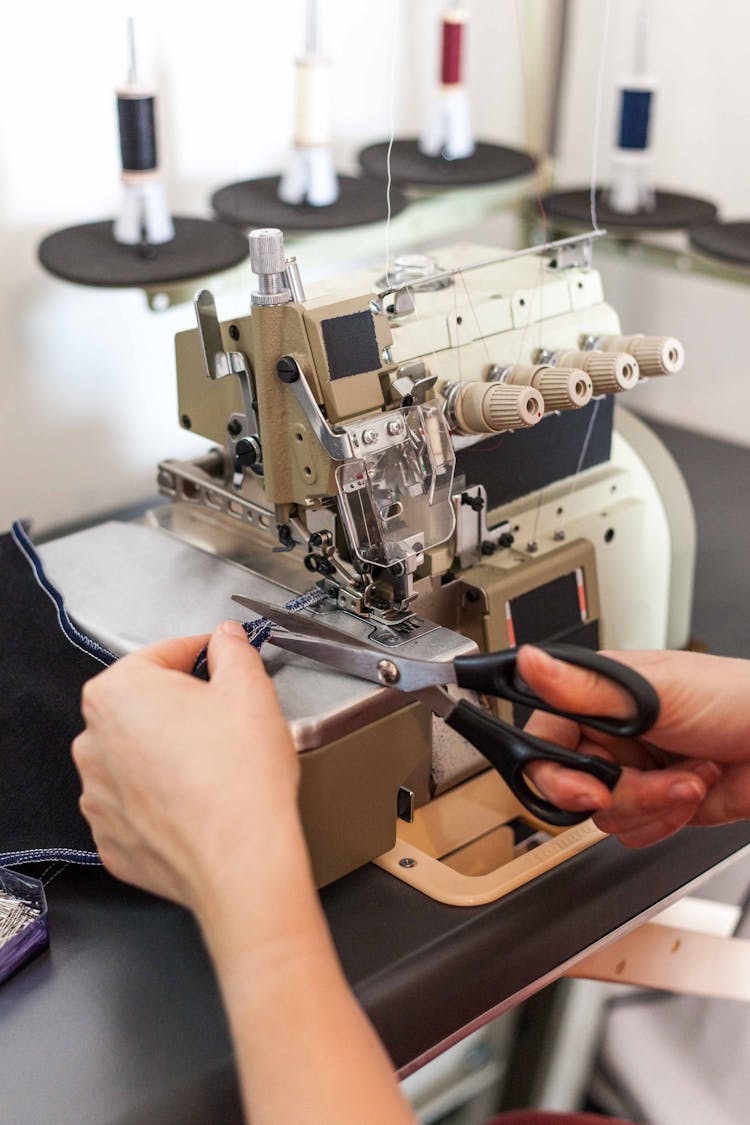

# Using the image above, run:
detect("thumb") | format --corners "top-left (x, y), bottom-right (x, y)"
top-left (129, 633), bottom-right (211, 673)
top-left (208, 621), bottom-right (269, 688)
top-left (517, 644), bottom-right (636, 721)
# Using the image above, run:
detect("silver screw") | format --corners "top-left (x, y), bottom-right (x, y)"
top-left (377, 659), bottom-right (400, 685)
top-left (526, 540), bottom-right (538, 554)
top-left (386, 419), bottom-right (403, 436)
top-left (553, 529), bottom-right (566, 541)
top-left (362, 429), bottom-right (379, 446)
top-left (399, 857), bottom-right (417, 869)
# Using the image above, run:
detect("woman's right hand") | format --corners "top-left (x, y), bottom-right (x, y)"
top-left (517, 647), bottom-right (750, 847)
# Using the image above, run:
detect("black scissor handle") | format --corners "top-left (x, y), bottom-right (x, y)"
top-left (445, 699), bottom-right (622, 827)
top-left (452, 642), bottom-right (659, 739)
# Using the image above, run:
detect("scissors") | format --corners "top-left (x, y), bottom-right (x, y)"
top-left (231, 594), bottom-right (660, 828)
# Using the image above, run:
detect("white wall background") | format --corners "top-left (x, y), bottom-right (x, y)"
top-left (557, 0), bottom-right (750, 216)
top-left (555, 0), bottom-right (750, 446)
top-left (1, 0), bottom-right (749, 533)
top-left (0, 0), bottom-right (528, 533)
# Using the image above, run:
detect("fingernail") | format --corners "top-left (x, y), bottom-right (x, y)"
top-left (695, 761), bottom-right (722, 784)
top-left (668, 780), bottom-right (703, 803)
top-left (524, 646), bottom-right (563, 678)
top-left (573, 793), bottom-right (600, 810)
top-left (221, 620), bottom-right (247, 638)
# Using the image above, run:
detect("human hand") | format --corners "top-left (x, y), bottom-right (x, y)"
top-left (517, 646), bottom-right (750, 847)
top-left (75, 628), bottom-right (420, 1125)
top-left (72, 622), bottom-right (304, 917)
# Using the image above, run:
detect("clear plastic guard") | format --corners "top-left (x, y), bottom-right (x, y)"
top-left (336, 403), bottom-right (456, 567)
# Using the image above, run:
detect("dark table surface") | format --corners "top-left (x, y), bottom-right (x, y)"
top-left (2, 418), bottom-right (749, 1125)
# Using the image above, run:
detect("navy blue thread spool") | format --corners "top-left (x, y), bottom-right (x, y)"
top-left (608, 76), bottom-right (656, 214)
top-left (617, 87), bottom-right (653, 151)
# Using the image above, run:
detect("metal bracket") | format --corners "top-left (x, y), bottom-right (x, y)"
top-left (194, 289), bottom-right (260, 439)
top-left (452, 484), bottom-right (513, 566)
top-left (276, 356), bottom-right (354, 461)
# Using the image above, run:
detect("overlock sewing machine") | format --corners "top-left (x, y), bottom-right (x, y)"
top-left (48, 226), bottom-right (691, 904)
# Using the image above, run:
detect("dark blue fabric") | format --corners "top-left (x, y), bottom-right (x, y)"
top-left (1, 521), bottom-right (324, 866)
top-left (10, 522), bottom-right (117, 667)
top-left (0, 524), bottom-right (109, 866)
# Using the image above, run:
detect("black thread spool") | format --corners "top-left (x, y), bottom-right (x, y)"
top-left (111, 82), bottom-right (177, 254)
top-left (37, 18), bottom-right (249, 290)
top-left (117, 91), bottom-right (158, 173)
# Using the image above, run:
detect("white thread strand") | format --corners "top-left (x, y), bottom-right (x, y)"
top-left (459, 271), bottom-right (492, 372)
top-left (452, 272), bottom-right (463, 384)
top-left (383, 2), bottom-right (399, 287)
top-left (590, 0), bottom-right (612, 232)
top-left (513, 0), bottom-right (547, 366)
top-left (567, 399), bottom-right (601, 500)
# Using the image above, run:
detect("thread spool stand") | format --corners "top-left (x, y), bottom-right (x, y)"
top-left (358, 139), bottom-right (536, 192)
top-left (212, 0), bottom-right (408, 232)
top-left (540, 186), bottom-right (717, 234)
top-left (38, 218), bottom-right (250, 291)
top-left (211, 173), bottom-right (408, 233)
top-left (359, 3), bottom-right (534, 191)
top-left (543, 12), bottom-right (716, 233)
top-left (689, 220), bottom-right (750, 268)
top-left (38, 20), bottom-right (249, 294)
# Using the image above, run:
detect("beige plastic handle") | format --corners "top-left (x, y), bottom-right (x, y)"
top-left (373, 770), bottom-right (604, 907)
top-left (568, 919), bottom-right (750, 1001)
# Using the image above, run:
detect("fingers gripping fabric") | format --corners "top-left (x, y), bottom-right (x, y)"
top-left (191, 586), bottom-right (328, 680)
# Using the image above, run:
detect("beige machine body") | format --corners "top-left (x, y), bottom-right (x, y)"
top-left (155, 228), bottom-right (692, 901)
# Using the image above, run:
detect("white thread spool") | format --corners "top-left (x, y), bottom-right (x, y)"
top-left (294, 57), bottom-right (332, 147)
top-left (278, 2), bottom-right (339, 207)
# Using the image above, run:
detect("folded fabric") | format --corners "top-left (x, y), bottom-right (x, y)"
top-left (0, 520), bottom-right (323, 866)
top-left (191, 585), bottom-right (326, 679)
top-left (0, 522), bottom-right (116, 866)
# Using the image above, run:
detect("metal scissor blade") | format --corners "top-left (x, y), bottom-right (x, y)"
top-left (231, 594), bottom-right (368, 646)
top-left (268, 631), bottom-right (457, 693)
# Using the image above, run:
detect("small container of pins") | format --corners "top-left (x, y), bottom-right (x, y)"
top-left (0, 868), bottom-right (48, 985)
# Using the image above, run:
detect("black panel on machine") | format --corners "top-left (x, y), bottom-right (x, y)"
top-left (456, 397), bottom-right (614, 510)
top-left (322, 311), bottom-right (381, 380)
top-left (508, 574), bottom-right (599, 727)
top-left (510, 572), bottom-right (582, 646)
top-left (511, 621), bottom-right (599, 728)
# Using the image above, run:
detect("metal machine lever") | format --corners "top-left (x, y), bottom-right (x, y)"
top-left (194, 289), bottom-right (260, 439)
top-left (276, 355), bottom-right (353, 461)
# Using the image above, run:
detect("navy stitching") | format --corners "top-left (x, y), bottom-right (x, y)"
top-left (191, 585), bottom-right (328, 678)
top-left (0, 848), bottom-right (100, 866)
top-left (10, 521), bottom-right (117, 667)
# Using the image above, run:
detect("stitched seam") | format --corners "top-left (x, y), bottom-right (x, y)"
top-left (1, 848), bottom-right (100, 865)
top-left (10, 521), bottom-right (117, 667)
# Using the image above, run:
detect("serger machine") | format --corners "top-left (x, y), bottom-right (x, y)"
top-left (123, 227), bottom-right (691, 903)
